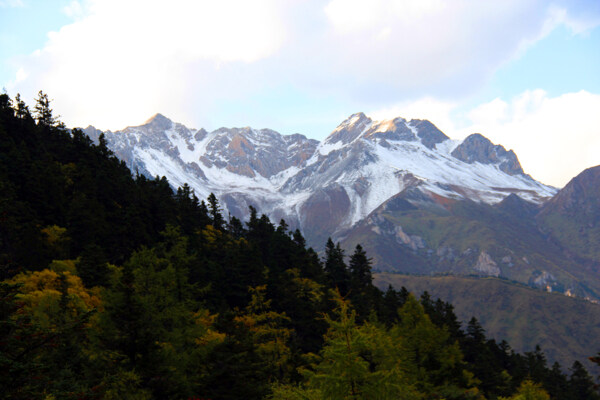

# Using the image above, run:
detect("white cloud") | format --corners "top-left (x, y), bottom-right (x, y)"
top-left (466, 98), bottom-right (509, 127)
top-left (13, 68), bottom-right (28, 84)
top-left (7, 0), bottom-right (288, 130)
top-left (319, 0), bottom-right (558, 95)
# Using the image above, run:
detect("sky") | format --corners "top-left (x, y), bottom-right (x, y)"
top-left (1, 0), bottom-right (599, 187)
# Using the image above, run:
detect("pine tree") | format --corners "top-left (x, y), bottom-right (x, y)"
top-left (567, 361), bottom-right (600, 400)
top-left (462, 317), bottom-right (507, 397)
top-left (228, 215), bottom-right (246, 239)
top-left (277, 219), bottom-right (289, 234)
top-left (207, 192), bottom-right (224, 230)
top-left (391, 294), bottom-right (475, 398)
top-left (348, 244), bottom-right (375, 321)
top-left (14, 93), bottom-right (31, 120)
top-left (349, 244), bottom-right (372, 290)
top-left (380, 285), bottom-right (400, 326)
top-left (175, 184), bottom-right (208, 235)
top-left (543, 362), bottom-right (568, 399)
top-left (324, 238), bottom-right (350, 296)
top-left (97, 132), bottom-right (112, 157)
top-left (0, 92), bottom-right (12, 114)
top-left (33, 90), bottom-right (57, 126)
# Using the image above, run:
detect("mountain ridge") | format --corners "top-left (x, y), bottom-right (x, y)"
top-left (83, 112), bottom-right (556, 228)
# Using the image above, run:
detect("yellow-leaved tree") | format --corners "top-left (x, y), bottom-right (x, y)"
top-left (10, 267), bottom-right (101, 330)
top-left (235, 285), bottom-right (292, 381)
top-left (7, 266), bottom-right (102, 397)
top-left (499, 379), bottom-right (550, 400)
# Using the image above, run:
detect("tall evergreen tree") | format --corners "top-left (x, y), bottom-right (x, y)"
top-left (348, 244), bottom-right (375, 320)
top-left (14, 93), bottom-right (32, 120)
top-left (207, 192), bottom-right (224, 230)
top-left (33, 90), bottom-right (57, 126)
top-left (323, 238), bottom-right (350, 296)
top-left (567, 361), bottom-right (600, 400)
top-left (391, 294), bottom-right (475, 398)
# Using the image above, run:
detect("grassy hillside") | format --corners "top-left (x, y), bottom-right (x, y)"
top-left (374, 273), bottom-right (600, 372)
top-left (340, 192), bottom-right (600, 300)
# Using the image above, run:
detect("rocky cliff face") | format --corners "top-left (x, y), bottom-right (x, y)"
top-left (199, 127), bottom-right (317, 178)
top-left (451, 133), bottom-right (524, 175)
top-left (84, 114), bottom-right (319, 209)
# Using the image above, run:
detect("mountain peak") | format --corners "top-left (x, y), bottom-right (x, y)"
top-left (143, 113), bottom-right (173, 130)
top-left (451, 133), bottom-right (524, 175)
top-left (408, 119), bottom-right (449, 149)
top-left (496, 193), bottom-right (539, 220)
top-left (541, 165), bottom-right (600, 214)
top-left (324, 112), bottom-right (372, 145)
top-left (342, 112), bottom-right (368, 124)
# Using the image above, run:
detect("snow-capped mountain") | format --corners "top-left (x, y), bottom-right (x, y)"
top-left (83, 112), bottom-right (556, 248)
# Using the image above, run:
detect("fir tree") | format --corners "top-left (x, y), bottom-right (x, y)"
top-left (33, 90), bottom-right (57, 126)
top-left (323, 238), bottom-right (350, 296)
top-left (348, 244), bottom-right (375, 320)
top-left (567, 361), bottom-right (600, 400)
top-left (207, 192), bottom-right (224, 230)
top-left (14, 93), bottom-right (31, 120)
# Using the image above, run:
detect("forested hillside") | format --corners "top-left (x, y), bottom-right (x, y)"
top-left (374, 274), bottom-right (600, 372)
top-left (1, 92), bottom-right (599, 399)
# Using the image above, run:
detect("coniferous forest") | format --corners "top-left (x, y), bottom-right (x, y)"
top-left (1, 92), bottom-right (600, 399)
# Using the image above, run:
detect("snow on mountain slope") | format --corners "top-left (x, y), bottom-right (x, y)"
top-left (279, 113), bottom-right (555, 235)
top-left (82, 112), bottom-right (557, 244)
